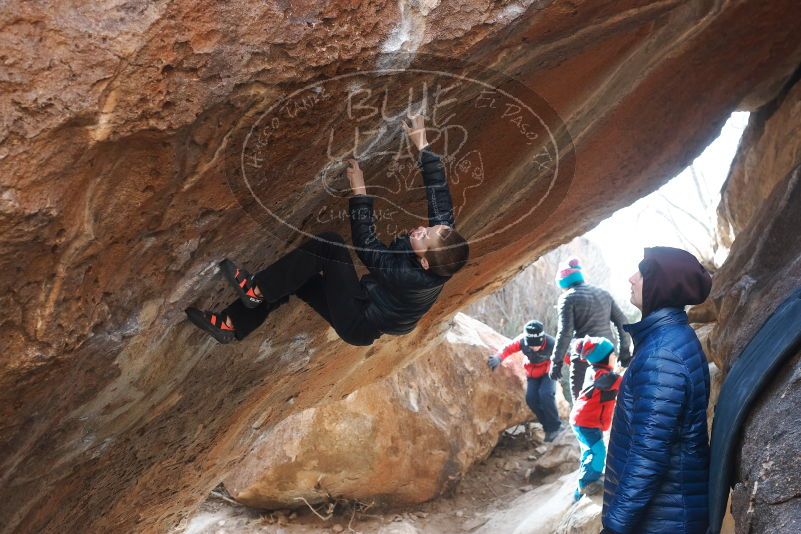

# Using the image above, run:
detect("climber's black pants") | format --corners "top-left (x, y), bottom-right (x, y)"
top-left (223, 232), bottom-right (381, 346)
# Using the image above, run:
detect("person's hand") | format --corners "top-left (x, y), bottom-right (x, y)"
top-left (401, 112), bottom-right (429, 152)
top-left (487, 355), bottom-right (502, 371)
top-left (618, 348), bottom-right (632, 368)
top-left (346, 159), bottom-right (366, 196)
top-left (549, 364), bottom-right (563, 381)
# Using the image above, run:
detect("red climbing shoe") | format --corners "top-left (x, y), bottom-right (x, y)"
top-left (220, 259), bottom-right (264, 309)
top-left (185, 307), bottom-right (235, 344)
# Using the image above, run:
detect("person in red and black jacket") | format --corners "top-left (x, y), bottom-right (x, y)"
top-left (488, 320), bottom-right (564, 442)
top-left (569, 335), bottom-right (621, 502)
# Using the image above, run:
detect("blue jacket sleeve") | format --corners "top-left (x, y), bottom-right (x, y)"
top-left (418, 147), bottom-right (455, 228)
top-left (603, 349), bottom-right (689, 533)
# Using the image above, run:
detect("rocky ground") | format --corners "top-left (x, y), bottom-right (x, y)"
top-left (182, 423), bottom-right (596, 534)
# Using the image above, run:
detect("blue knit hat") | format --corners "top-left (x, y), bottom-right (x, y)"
top-left (576, 335), bottom-right (614, 364)
top-left (558, 258), bottom-right (585, 288)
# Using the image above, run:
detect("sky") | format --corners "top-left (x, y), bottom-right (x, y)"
top-left (583, 111), bottom-right (750, 309)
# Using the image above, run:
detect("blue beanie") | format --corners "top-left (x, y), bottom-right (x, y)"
top-left (558, 258), bottom-right (585, 288)
top-left (576, 336), bottom-right (614, 364)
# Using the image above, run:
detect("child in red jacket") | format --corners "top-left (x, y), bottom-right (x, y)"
top-left (487, 320), bottom-right (563, 442)
top-left (569, 335), bottom-right (621, 501)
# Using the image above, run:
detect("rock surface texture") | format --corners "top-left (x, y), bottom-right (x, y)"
top-left (223, 313), bottom-right (539, 508)
top-left (730, 351), bottom-right (801, 534)
top-left (710, 111), bottom-right (801, 369)
top-left (717, 71), bottom-right (801, 247)
top-left (476, 471), bottom-right (601, 534)
top-left (709, 73), bottom-right (801, 533)
top-left (2, 1), bottom-right (801, 532)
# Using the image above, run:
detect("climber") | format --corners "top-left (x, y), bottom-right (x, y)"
top-left (548, 258), bottom-right (631, 401)
top-left (185, 113), bottom-right (469, 346)
top-left (568, 335), bottom-right (621, 501)
top-left (487, 320), bottom-right (564, 442)
top-left (602, 247), bottom-right (712, 534)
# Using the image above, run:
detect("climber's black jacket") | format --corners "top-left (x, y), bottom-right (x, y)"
top-left (348, 148), bottom-right (455, 335)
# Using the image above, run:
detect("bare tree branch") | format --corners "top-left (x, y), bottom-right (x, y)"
top-left (654, 208), bottom-right (709, 261)
top-left (689, 164), bottom-right (713, 210)
top-left (656, 191), bottom-right (714, 235)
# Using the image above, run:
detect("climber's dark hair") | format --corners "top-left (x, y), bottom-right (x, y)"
top-left (425, 227), bottom-right (469, 277)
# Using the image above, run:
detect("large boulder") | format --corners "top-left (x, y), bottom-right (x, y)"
top-left (223, 313), bottom-right (535, 508)
top-left (3, 1), bottom-right (801, 531)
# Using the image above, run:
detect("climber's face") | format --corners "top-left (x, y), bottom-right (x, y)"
top-left (629, 269), bottom-right (644, 310)
top-left (409, 225), bottom-right (449, 257)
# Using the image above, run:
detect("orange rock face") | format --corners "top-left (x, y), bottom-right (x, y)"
top-left (2, 1), bottom-right (801, 532)
top-left (223, 313), bottom-right (555, 509)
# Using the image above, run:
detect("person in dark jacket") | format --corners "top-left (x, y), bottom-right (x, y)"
top-left (602, 246), bottom-right (712, 534)
top-left (569, 335), bottom-right (621, 502)
top-left (549, 258), bottom-right (631, 401)
top-left (185, 113), bottom-right (469, 346)
top-left (487, 320), bottom-right (564, 441)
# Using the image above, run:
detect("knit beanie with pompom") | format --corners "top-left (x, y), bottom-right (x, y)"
top-left (557, 257), bottom-right (585, 288)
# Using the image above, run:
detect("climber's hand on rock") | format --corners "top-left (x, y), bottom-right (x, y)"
top-left (402, 112), bottom-right (429, 151)
top-left (346, 159), bottom-right (366, 196)
top-left (549, 364), bottom-right (563, 381)
top-left (487, 355), bottom-right (502, 371)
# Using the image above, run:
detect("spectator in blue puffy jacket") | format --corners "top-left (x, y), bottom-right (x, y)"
top-left (602, 247), bottom-right (712, 534)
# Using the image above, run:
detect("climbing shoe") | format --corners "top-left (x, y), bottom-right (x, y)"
top-left (220, 258), bottom-right (263, 309)
top-left (544, 424), bottom-right (565, 443)
top-left (185, 307), bottom-right (235, 344)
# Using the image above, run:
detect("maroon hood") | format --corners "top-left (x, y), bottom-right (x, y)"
top-left (638, 247), bottom-right (712, 317)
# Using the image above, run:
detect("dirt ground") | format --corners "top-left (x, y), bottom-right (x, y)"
top-left (182, 423), bottom-right (583, 534)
